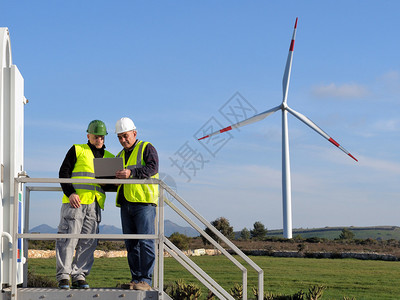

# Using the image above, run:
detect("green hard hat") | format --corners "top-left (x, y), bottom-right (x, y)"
top-left (87, 120), bottom-right (108, 135)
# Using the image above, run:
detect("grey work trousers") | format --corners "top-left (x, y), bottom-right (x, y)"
top-left (56, 201), bottom-right (101, 282)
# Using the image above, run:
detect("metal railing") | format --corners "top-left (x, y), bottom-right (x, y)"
top-left (10, 177), bottom-right (263, 300)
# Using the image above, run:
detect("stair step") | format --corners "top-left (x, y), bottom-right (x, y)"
top-left (8, 287), bottom-right (167, 300)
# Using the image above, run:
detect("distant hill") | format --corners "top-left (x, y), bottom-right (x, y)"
top-left (30, 220), bottom-right (199, 237)
top-left (264, 226), bottom-right (400, 240)
top-left (99, 225), bottom-right (122, 234)
top-left (30, 224), bottom-right (58, 234)
top-left (164, 220), bottom-right (198, 237)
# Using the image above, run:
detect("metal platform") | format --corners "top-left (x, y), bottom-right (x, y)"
top-left (1, 288), bottom-right (173, 300)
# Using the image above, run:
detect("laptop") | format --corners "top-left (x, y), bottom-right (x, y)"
top-left (93, 157), bottom-right (124, 178)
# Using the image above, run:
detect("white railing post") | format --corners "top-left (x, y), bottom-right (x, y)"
top-left (11, 178), bottom-right (19, 299)
top-left (158, 185), bottom-right (165, 300)
top-left (22, 186), bottom-right (31, 287)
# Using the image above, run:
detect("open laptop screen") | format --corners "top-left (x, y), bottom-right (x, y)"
top-left (93, 157), bottom-right (124, 178)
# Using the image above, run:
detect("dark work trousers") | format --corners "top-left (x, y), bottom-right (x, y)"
top-left (120, 202), bottom-right (156, 285)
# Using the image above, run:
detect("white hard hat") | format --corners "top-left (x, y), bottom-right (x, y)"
top-left (115, 117), bottom-right (136, 134)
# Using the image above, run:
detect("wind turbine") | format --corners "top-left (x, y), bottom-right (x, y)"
top-left (198, 18), bottom-right (358, 239)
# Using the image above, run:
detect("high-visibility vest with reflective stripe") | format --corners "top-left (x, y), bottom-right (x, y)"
top-left (62, 144), bottom-right (114, 209)
top-left (116, 141), bottom-right (159, 207)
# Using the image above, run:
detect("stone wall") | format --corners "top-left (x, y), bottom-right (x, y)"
top-left (28, 249), bottom-right (398, 261)
top-left (27, 248), bottom-right (221, 259)
top-left (27, 250), bottom-right (128, 259)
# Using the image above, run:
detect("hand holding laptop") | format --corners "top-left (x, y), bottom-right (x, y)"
top-left (115, 168), bottom-right (132, 179)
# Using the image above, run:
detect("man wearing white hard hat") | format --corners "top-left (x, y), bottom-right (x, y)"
top-left (114, 117), bottom-right (159, 291)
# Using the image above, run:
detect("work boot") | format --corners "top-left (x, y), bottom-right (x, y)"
top-left (72, 280), bottom-right (90, 289)
top-left (121, 281), bottom-right (136, 290)
top-left (134, 281), bottom-right (151, 291)
top-left (58, 279), bottom-right (70, 290)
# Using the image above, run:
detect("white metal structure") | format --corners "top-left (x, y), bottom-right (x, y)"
top-left (198, 18), bottom-right (358, 239)
top-left (9, 177), bottom-right (264, 300)
top-left (1, 27), bottom-right (28, 289)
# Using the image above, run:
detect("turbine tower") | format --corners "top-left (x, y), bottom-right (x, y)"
top-left (198, 18), bottom-right (358, 239)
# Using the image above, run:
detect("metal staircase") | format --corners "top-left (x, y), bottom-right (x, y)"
top-left (1, 177), bottom-right (263, 300)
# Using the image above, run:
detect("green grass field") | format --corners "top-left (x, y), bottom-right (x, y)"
top-left (28, 255), bottom-right (400, 299)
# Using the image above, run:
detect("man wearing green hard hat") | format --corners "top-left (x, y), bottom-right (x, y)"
top-left (56, 120), bottom-right (114, 290)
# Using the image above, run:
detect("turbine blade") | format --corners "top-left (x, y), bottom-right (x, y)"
top-left (286, 106), bottom-right (358, 162)
top-left (198, 105), bottom-right (281, 140)
top-left (282, 17), bottom-right (298, 104)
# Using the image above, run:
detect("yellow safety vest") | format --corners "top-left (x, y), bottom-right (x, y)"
top-left (116, 141), bottom-right (159, 207)
top-left (62, 144), bottom-right (114, 209)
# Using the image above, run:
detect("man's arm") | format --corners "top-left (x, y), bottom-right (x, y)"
top-left (59, 146), bottom-right (77, 197)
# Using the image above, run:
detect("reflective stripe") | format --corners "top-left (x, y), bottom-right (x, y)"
top-left (72, 172), bottom-right (95, 177)
top-left (72, 184), bottom-right (105, 194)
top-left (136, 142), bottom-right (144, 165)
top-left (127, 165), bottom-right (140, 169)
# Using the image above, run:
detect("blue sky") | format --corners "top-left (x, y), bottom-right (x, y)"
top-left (2, 1), bottom-right (399, 233)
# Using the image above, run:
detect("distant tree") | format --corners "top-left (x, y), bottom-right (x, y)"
top-left (250, 221), bottom-right (268, 240)
top-left (202, 217), bottom-right (234, 245)
top-left (169, 232), bottom-right (190, 250)
top-left (240, 228), bottom-right (251, 241)
top-left (339, 228), bottom-right (355, 240)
